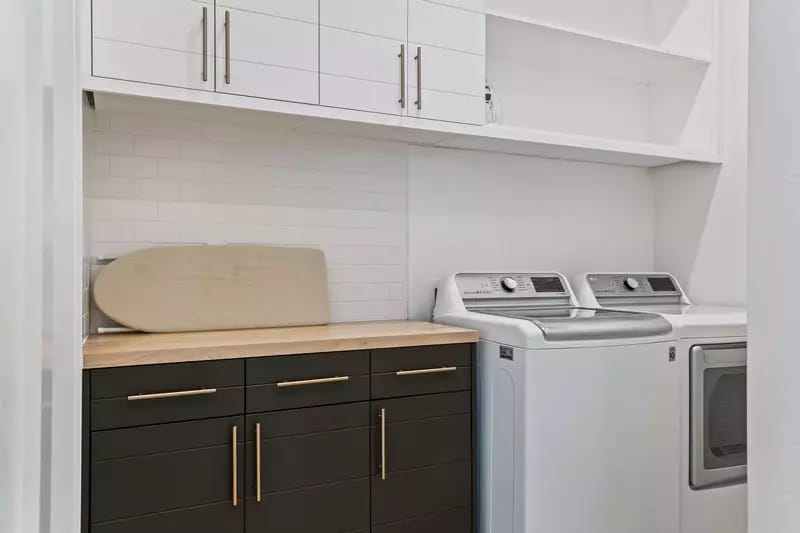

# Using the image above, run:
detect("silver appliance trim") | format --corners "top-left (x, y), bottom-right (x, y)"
top-left (690, 343), bottom-right (748, 489)
top-left (477, 307), bottom-right (673, 341)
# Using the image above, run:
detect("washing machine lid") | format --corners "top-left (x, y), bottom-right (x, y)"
top-left (476, 307), bottom-right (673, 341)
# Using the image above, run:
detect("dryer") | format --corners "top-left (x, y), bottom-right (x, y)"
top-left (574, 272), bottom-right (747, 533)
top-left (434, 272), bottom-right (680, 533)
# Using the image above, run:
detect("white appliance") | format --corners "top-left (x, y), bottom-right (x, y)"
top-left (574, 272), bottom-right (747, 533)
top-left (433, 272), bottom-right (680, 533)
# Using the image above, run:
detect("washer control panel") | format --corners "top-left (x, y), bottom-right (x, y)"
top-left (457, 273), bottom-right (570, 301)
top-left (587, 274), bottom-right (682, 297)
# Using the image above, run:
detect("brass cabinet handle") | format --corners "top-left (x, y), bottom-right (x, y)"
top-left (380, 408), bottom-right (387, 481)
top-left (232, 425), bottom-right (238, 507)
top-left (396, 366), bottom-right (457, 376)
top-left (398, 44), bottom-right (406, 109)
top-left (255, 422), bottom-right (262, 503)
top-left (276, 376), bottom-right (350, 388)
top-left (414, 46), bottom-right (422, 110)
top-left (127, 388), bottom-right (217, 401)
top-left (201, 6), bottom-right (208, 82)
top-left (224, 10), bottom-right (231, 84)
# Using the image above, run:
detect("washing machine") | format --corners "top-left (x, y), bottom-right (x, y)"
top-left (573, 272), bottom-right (747, 533)
top-left (433, 271), bottom-right (681, 533)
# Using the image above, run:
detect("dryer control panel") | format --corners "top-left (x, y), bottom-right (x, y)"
top-left (587, 274), bottom-right (682, 297)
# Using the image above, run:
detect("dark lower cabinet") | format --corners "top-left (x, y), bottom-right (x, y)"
top-left (90, 416), bottom-right (244, 529)
top-left (83, 344), bottom-right (474, 533)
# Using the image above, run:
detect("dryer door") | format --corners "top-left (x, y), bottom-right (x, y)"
top-left (690, 343), bottom-right (748, 489)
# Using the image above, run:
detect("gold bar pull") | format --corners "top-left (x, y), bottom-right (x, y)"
top-left (396, 366), bottom-right (457, 377)
top-left (224, 10), bottom-right (231, 84)
top-left (255, 422), bottom-right (262, 503)
top-left (127, 388), bottom-right (217, 401)
top-left (276, 376), bottom-right (350, 388)
top-left (232, 425), bottom-right (238, 507)
top-left (398, 44), bottom-right (406, 109)
top-left (414, 46), bottom-right (422, 110)
top-left (201, 6), bottom-right (208, 82)
top-left (380, 408), bottom-right (387, 481)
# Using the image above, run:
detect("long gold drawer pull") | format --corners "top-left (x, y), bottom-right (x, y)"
top-left (232, 425), bottom-right (238, 507)
top-left (380, 408), bottom-right (387, 481)
top-left (255, 422), bottom-right (262, 503)
top-left (395, 366), bottom-right (457, 377)
top-left (276, 376), bottom-right (350, 388)
top-left (127, 388), bottom-right (217, 401)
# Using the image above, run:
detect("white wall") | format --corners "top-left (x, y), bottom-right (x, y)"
top-left (748, 1), bottom-right (800, 531)
top-left (651, 0), bottom-right (749, 306)
top-left (407, 147), bottom-right (655, 319)
top-left (1, 1), bottom-right (82, 533)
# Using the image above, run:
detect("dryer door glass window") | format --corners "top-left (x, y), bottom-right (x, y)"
top-left (704, 366), bottom-right (747, 470)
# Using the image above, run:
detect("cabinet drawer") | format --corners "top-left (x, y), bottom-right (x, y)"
top-left (91, 418), bottom-right (244, 524)
top-left (372, 506), bottom-right (471, 533)
top-left (245, 477), bottom-right (370, 533)
top-left (91, 360), bottom-right (243, 399)
top-left (90, 360), bottom-right (244, 430)
top-left (371, 345), bottom-right (471, 373)
top-left (247, 351), bottom-right (369, 411)
top-left (245, 426), bottom-right (369, 495)
top-left (371, 460), bottom-right (471, 525)
top-left (372, 345), bottom-right (472, 398)
top-left (91, 387), bottom-right (243, 431)
top-left (92, 502), bottom-right (242, 533)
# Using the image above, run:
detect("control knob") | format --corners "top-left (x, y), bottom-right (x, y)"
top-left (500, 277), bottom-right (518, 292)
top-left (623, 277), bottom-right (640, 291)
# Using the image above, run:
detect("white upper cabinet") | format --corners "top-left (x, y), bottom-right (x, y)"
top-left (214, 4), bottom-right (319, 104)
top-left (407, 0), bottom-right (486, 124)
top-left (92, 0), bottom-right (214, 91)
top-left (90, 0), bottom-right (486, 125)
top-left (319, 0), bottom-right (486, 124)
top-left (319, 0), bottom-right (408, 116)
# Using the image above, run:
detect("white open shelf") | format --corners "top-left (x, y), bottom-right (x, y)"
top-left (485, 1), bottom-right (717, 155)
top-left (486, 9), bottom-right (711, 84)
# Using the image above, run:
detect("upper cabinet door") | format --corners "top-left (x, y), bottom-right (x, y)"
top-left (92, 0), bottom-right (214, 90)
top-left (407, 1), bottom-right (486, 124)
top-left (215, 1), bottom-right (319, 104)
top-left (319, 0), bottom-right (408, 115)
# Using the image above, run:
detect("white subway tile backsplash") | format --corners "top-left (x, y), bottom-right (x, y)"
top-left (158, 159), bottom-right (203, 181)
top-left (135, 179), bottom-right (182, 201)
top-left (181, 140), bottom-right (226, 162)
top-left (135, 136), bottom-right (182, 158)
top-left (86, 177), bottom-right (134, 199)
top-left (87, 109), bottom-right (410, 322)
top-left (109, 155), bottom-right (158, 178)
top-left (95, 132), bottom-right (134, 155)
top-left (88, 199), bottom-right (158, 220)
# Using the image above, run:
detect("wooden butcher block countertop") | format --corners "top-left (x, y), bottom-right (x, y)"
top-left (83, 320), bottom-right (479, 369)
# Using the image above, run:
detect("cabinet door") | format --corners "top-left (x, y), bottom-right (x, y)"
top-left (92, 0), bottom-right (213, 90)
top-left (215, 3), bottom-right (318, 104)
top-left (90, 416), bottom-right (244, 532)
top-left (407, 1), bottom-right (485, 124)
top-left (319, 0), bottom-right (408, 115)
top-left (371, 392), bottom-right (472, 531)
top-left (244, 403), bottom-right (371, 533)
